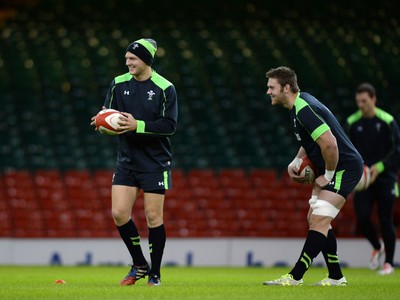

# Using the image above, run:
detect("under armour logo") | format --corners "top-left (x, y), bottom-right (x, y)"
top-left (132, 43), bottom-right (139, 49)
top-left (147, 90), bottom-right (155, 100)
top-left (124, 90), bottom-right (129, 95)
top-left (158, 181), bottom-right (164, 186)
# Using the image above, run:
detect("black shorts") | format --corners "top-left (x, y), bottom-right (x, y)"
top-left (323, 160), bottom-right (364, 198)
top-left (112, 165), bottom-right (172, 193)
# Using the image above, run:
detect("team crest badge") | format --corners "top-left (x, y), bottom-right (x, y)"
top-left (147, 90), bottom-right (155, 100)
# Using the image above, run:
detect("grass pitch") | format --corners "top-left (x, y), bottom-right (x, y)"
top-left (0, 266), bottom-right (398, 300)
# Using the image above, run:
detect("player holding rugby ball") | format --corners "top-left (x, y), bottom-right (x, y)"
top-left (90, 38), bottom-right (178, 286)
top-left (263, 66), bottom-right (363, 286)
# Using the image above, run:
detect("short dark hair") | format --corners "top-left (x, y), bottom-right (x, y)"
top-left (266, 66), bottom-right (299, 93)
top-left (356, 82), bottom-right (376, 98)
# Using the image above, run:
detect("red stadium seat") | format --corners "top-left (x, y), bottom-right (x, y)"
top-left (37, 188), bottom-right (69, 211)
top-left (219, 168), bottom-right (249, 188)
top-left (171, 169), bottom-right (186, 188)
top-left (93, 169), bottom-right (114, 186)
top-left (0, 210), bottom-right (12, 236)
top-left (4, 170), bottom-right (33, 187)
top-left (35, 170), bottom-right (63, 184)
top-left (249, 169), bottom-right (279, 187)
top-left (75, 209), bottom-right (112, 237)
top-left (187, 169), bottom-right (219, 188)
top-left (64, 170), bottom-right (91, 182)
top-left (12, 210), bottom-right (45, 237)
top-left (43, 210), bottom-right (77, 237)
top-left (93, 170), bottom-right (114, 209)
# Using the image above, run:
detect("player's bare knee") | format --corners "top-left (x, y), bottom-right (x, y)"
top-left (308, 215), bottom-right (331, 233)
top-left (146, 214), bottom-right (163, 227)
top-left (145, 210), bottom-right (163, 227)
top-left (111, 208), bottom-right (130, 225)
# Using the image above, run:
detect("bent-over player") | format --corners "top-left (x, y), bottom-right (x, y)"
top-left (263, 66), bottom-right (363, 286)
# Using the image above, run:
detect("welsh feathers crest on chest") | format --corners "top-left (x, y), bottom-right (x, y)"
top-left (147, 90), bottom-right (156, 100)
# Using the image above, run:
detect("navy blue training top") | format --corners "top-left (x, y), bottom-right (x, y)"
top-left (347, 107), bottom-right (400, 183)
top-left (290, 92), bottom-right (362, 173)
top-left (104, 70), bottom-right (178, 172)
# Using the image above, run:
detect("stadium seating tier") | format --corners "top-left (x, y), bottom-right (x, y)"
top-left (0, 0), bottom-right (399, 238)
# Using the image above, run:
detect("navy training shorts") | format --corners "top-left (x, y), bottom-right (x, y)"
top-left (112, 165), bottom-right (172, 193)
top-left (323, 160), bottom-right (364, 198)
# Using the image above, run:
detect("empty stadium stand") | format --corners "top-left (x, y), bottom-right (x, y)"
top-left (1, 168), bottom-right (399, 238)
top-left (0, 0), bottom-right (399, 238)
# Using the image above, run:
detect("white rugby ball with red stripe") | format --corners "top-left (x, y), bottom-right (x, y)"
top-left (296, 156), bottom-right (317, 184)
top-left (95, 109), bottom-right (122, 135)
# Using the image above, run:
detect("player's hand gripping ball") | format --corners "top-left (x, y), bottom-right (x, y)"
top-left (296, 156), bottom-right (317, 184)
top-left (95, 109), bottom-right (123, 135)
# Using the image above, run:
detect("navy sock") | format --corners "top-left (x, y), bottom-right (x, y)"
top-left (290, 230), bottom-right (327, 280)
top-left (148, 224), bottom-right (166, 277)
top-left (117, 219), bottom-right (147, 266)
top-left (322, 229), bottom-right (343, 280)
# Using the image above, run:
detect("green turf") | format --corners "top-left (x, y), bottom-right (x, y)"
top-left (0, 266), bottom-right (398, 300)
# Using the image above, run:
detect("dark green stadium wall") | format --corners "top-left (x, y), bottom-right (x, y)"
top-left (0, 0), bottom-right (399, 171)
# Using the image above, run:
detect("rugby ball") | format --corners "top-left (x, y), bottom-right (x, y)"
top-left (354, 165), bottom-right (371, 192)
top-left (296, 156), bottom-right (317, 184)
top-left (95, 109), bottom-right (122, 135)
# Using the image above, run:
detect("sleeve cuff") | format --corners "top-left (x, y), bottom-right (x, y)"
top-left (375, 161), bottom-right (385, 173)
top-left (136, 120), bottom-right (145, 133)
